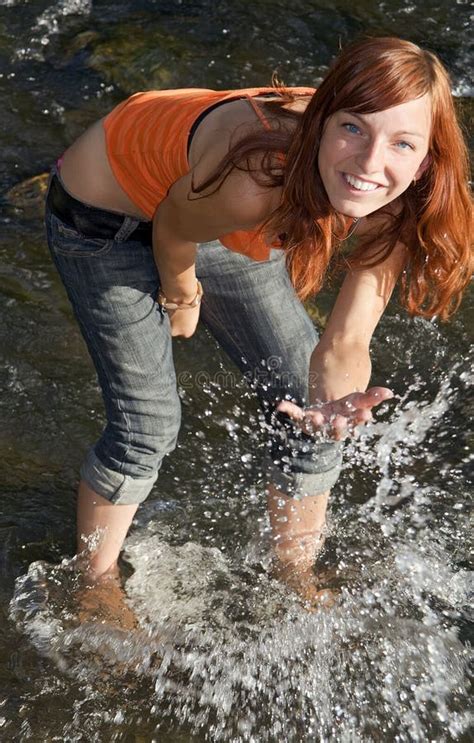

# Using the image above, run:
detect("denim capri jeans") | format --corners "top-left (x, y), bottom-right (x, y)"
top-left (45, 169), bottom-right (342, 505)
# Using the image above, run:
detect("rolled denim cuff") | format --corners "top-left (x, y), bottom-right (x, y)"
top-left (80, 447), bottom-right (158, 505)
top-left (264, 440), bottom-right (343, 498)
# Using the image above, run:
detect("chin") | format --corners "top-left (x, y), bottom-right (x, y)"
top-left (330, 200), bottom-right (368, 219)
top-left (331, 195), bottom-right (389, 219)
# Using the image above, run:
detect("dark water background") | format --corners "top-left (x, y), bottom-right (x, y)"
top-left (0, 1), bottom-right (472, 741)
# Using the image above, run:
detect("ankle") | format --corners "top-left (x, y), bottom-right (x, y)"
top-left (272, 524), bottom-right (327, 562)
top-left (76, 552), bottom-right (120, 583)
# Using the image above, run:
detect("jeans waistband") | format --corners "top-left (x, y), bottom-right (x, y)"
top-left (46, 171), bottom-right (153, 243)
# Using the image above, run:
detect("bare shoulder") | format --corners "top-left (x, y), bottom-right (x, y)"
top-left (163, 165), bottom-right (280, 239)
top-left (156, 146), bottom-right (280, 242)
top-left (193, 161), bottom-right (280, 225)
top-left (156, 97), bottom-right (286, 241)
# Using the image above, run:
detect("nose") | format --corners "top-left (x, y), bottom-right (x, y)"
top-left (355, 138), bottom-right (385, 174)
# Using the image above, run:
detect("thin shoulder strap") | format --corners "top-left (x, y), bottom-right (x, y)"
top-left (246, 94), bottom-right (272, 131)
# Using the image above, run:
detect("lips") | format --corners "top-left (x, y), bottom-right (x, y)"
top-left (343, 173), bottom-right (380, 192)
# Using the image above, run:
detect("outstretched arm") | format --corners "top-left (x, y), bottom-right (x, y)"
top-left (279, 238), bottom-right (407, 438)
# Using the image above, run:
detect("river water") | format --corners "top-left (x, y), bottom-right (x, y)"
top-left (0, 1), bottom-right (472, 741)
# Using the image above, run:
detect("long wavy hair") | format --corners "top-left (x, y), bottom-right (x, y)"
top-left (193, 37), bottom-right (472, 320)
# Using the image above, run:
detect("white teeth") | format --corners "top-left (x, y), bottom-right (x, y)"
top-left (344, 173), bottom-right (379, 191)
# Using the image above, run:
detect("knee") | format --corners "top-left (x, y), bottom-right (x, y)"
top-left (81, 400), bottom-right (182, 506)
top-left (264, 411), bottom-right (343, 497)
top-left (95, 394), bottom-right (182, 484)
top-left (132, 401), bottom-right (182, 462)
top-left (269, 425), bottom-right (343, 477)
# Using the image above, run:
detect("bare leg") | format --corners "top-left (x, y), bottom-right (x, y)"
top-left (76, 479), bottom-right (138, 579)
top-left (267, 484), bottom-right (333, 606)
top-left (73, 480), bottom-right (140, 628)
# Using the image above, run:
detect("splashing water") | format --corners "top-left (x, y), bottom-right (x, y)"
top-left (9, 367), bottom-right (472, 741)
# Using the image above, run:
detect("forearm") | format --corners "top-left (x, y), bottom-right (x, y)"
top-left (309, 337), bottom-right (372, 404)
top-left (152, 200), bottom-right (198, 302)
top-left (153, 234), bottom-right (198, 302)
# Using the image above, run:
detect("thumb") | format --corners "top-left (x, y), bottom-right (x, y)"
top-left (276, 400), bottom-right (305, 421)
top-left (343, 386), bottom-right (394, 410)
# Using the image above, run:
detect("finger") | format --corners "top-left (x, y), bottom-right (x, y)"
top-left (351, 408), bottom-right (373, 426)
top-left (277, 401), bottom-right (328, 435)
top-left (353, 386), bottom-right (394, 408)
top-left (276, 400), bottom-right (305, 421)
top-left (330, 414), bottom-right (349, 440)
top-left (335, 386), bottom-right (394, 413)
top-left (302, 409), bottom-right (326, 433)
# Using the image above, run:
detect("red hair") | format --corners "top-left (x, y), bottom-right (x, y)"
top-left (194, 37), bottom-right (472, 320)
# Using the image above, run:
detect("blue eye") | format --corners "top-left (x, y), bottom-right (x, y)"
top-left (343, 122), bottom-right (360, 135)
top-left (396, 141), bottom-right (414, 150)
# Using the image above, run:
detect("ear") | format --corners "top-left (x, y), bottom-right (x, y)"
top-left (415, 153), bottom-right (431, 180)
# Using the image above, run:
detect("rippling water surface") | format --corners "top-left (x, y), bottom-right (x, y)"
top-left (0, 1), bottom-right (472, 741)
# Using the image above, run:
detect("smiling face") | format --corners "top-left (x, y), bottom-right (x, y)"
top-left (317, 95), bottom-right (432, 218)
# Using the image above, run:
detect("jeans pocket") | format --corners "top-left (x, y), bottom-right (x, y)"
top-left (48, 212), bottom-right (114, 257)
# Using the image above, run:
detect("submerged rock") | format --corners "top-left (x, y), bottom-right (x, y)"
top-left (85, 26), bottom-right (186, 92)
top-left (4, 173), bottom-right (49, 217)
top-left (63, 30), bottom-right (100, 61)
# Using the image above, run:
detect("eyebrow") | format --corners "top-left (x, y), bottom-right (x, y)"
top-left (341, 111), bottom-right (426, 139)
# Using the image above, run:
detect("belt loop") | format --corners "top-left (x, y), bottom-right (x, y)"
top-left (45, 161), bottom-right (60, 204)
top-left (114, 216), bottom-right (141, 242)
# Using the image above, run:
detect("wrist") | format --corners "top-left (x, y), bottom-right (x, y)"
top-left (158, 280), bottom-right (203, 310)
top-left (309, 344), bottom-right (371, 402)
top-left (159, 277), bottom-right (197, 302)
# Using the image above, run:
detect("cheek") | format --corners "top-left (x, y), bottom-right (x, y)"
top-left (318, 133), bottom-right (345, 174)
top-left (317, 134), bottom-right (329, 168)
top-left (393, 159), bottom-right (422, 187)
top-left (317, 141), bottom-right (330, 185)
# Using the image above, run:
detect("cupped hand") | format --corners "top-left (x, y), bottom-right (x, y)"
top-left (277, 386), bottom-right (394, 440)
top-left (168, 304), bottom-right (201, 338)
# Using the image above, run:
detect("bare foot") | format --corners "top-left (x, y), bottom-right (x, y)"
top-left (271, 529), bottom-right (338, 610)
top-left (272, 558), bottom-right (337, 610)
top-left (74, 570), bottom-right (138, 630)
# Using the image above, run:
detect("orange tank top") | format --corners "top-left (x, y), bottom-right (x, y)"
top-left (103, 87), bottom-right (315, 261)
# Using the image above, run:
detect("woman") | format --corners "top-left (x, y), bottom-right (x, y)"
top-left (45, 37), bottom-right (471, 606)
